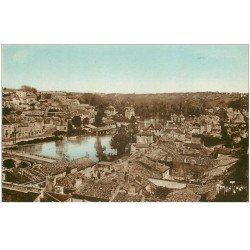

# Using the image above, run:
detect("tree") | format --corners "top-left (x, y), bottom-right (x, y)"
top-left (67, 120), bottom-right (73, 135)
top-left (220, 121), bottom-right (232, 148)
top-left (72, 116), bottom-right (82, 128)
top-left (95, 105), bottom-right (105, 126)
top-left (18, 161), bottom-right (30, 168)
top-left (21, 85), bottom-right (37, 94)
top-left (228, 98), bottom-right (243, 111)
top-left (44, 93), bottom-right (52, 99)
top-left (95, 136), bottom-right (107, 161)
top-left (217, 108), bottom-right (228, 121)
top-left (2, 107), bottom-right (14, 116)
top-left (110, 127), bottom-right (132, 155)
top-left (53, 130), bottom-right (62, 137)
top-left (82, 117), bottom-right (90, 125)
top-left (130, 115), bottom-right (136, 123)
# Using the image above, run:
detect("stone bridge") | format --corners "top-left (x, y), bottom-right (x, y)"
top-left (93, 126), bottom-right (117, 135)
top-left (2, 181), bottom-right (42, 194)
top-left (2, 151), bottom-right (57, 169)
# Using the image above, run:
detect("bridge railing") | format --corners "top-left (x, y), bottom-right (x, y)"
top-left (2, 181), bottom-right (42, 193)
top-left (3, 151), bottom-right (57, 161)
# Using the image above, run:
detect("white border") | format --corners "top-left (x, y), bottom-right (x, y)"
top-left (0, 1), bottom-right (250, 250)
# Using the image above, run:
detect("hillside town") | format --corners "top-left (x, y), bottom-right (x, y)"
top-left (2, 87), bottom-right (249, 202)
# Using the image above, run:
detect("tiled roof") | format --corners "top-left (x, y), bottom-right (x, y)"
top-left (69, 157), bottom-right (96, 171)
top-left (42, 192), bottom-right (71, 202)
top-left (135, 144), bottom-right (149, 148)
top-left (74, 179), bottom-right (118, 201)
top-left (137, 131), bottom-right (154, 136)
top-left (112, 192), bottom-right (144, 202)
top-left (165, 188), bottom-right (201, 202)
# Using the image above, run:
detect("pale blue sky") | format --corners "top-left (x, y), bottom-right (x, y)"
top-left (2, 45), bottom-right (249, 93)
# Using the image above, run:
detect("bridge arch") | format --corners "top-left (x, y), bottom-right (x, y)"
top-left (2, 158), bottom-right (17, 169)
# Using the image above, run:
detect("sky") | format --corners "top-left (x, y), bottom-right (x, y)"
top-left (1, 45), bottom-right (249, 93)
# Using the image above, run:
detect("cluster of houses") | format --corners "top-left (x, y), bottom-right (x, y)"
top-left (2, 88), bottom-right (141, 144)
top-left (2, 88), bottom-right (247, 202)
top-left (2, 89), bottom-right (98, 143)
top-left (4, 129), bottom-right (234, 202)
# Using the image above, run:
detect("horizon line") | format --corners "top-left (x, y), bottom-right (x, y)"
top-left (2, 86), bottom-right (249, 95)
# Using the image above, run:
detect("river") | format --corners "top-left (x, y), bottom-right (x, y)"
top-left (16, 135), bottom-right (116, 162)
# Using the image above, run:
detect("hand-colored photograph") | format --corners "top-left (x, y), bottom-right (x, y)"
top-left (1, 44), bottom-right (249, 202)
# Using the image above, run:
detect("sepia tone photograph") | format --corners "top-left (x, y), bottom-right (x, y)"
top-left (1, 44), bottom-right (249, 202)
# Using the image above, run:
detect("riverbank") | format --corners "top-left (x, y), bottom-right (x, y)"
top-left (3, 136), bottom-right (63, 150)
top-left (11, 134), bottom-right (117, 162)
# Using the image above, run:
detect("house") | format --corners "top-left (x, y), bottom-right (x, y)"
top-left (191, 123), bottom-right (200, 134)
top-left (2, 117), bottom-right (15, 140)
top-left (105, 105), bottom-right (117, 116)
top-left (171, 113), bottom-right (178, 122)
top-left (111, 191), bottom-right (144, 202)
top-left (84, 124), bottom-right (97, 133)
top-left (145, 123), bottom-right (163, 136)
top-left (211, 124), bottom-right (222, 137)
top-left (165, 188), bottom-right (201, 202)
top-left (177, 113), bottom-right (185, 123)
top-left (136, 131), bottom-right (154, 145)
top-left (73, 179), bottom-right (118, 201)
top-left (191, 134), bottom-right (204, 147)
top-left (125, 107), bottom-right (135, 120)
top-left (164, 128), bottom-right (185, 141)
top-left (165, 120), bottom-right (177, 129)
top-left (130, 143), bottom-right (149, 154)
top-left (15, 90), bottom-right (27, 98)
top-left (148, 178), bottom-right (186, 189)
top-left (56, 118), bottom-right (68, 132)
top-left (67, 157), bottom-right (97, 176)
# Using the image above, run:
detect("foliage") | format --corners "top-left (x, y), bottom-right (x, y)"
top-left (211, 148), bottom-right (219, 159)
top-left (110, 127), bottom-right (133, 155)
top-left (203, 135), bottom-right (222, 147)
top-left (72, 116), bottom-right (82, 128)
top-left (82, 117), bottom-right (90, 125)
top-left (95, 136), bottom-right (107, 161)
top-left (43, 93), bottom-right (52, 99)
top-left (220, 122), bottom-right (232, 148)
top-left (53, 130), bottom-right (65, 137)
top-left (130, 115), bottom-right (136, 123)
top-left (2, 107), bottom-right (14, 116)
top-left (18, 161), bottom-right (30, 168)
top-left (228, 97), bottom-right (248, 111)
top-left (21, 85), bottom-right (37, 94)
top-left (94, 105), bottom-right (105, 126)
